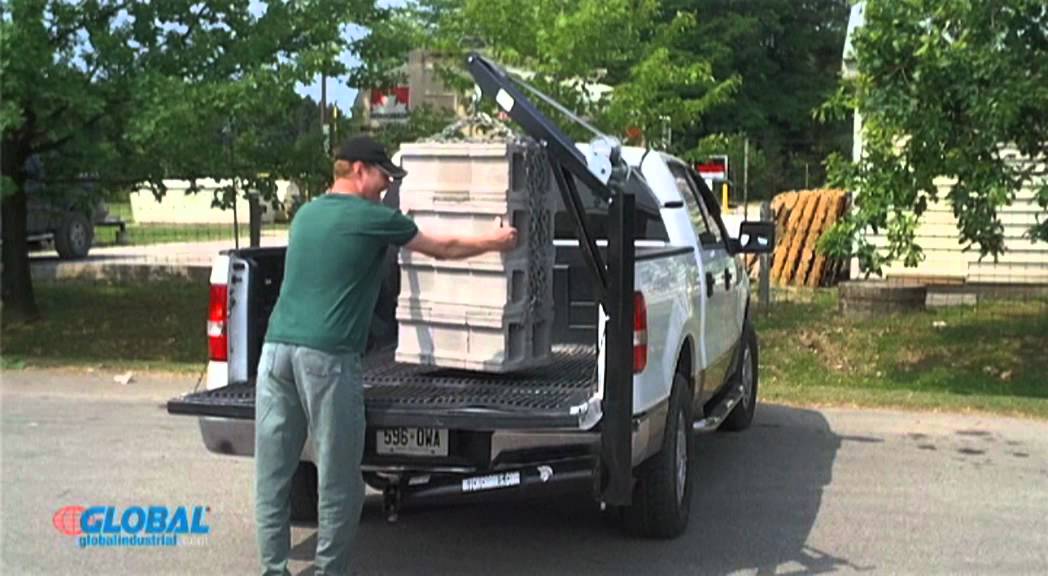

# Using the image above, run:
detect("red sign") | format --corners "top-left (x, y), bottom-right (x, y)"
top-left (696, 158), bottom-right (727, 177)
top-left (696, 156), bottom-right (729, 190)
top-left (370, 86), bottom-right (410, 117)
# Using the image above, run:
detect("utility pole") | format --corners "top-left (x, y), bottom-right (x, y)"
top-left (224, 118), bottom-right (240, 250)
top-left (743, 138), bottom-right (750, 220)
top-left (332, 105), bottom-right (339, 149)
top-left (759, 201), bottom-right (771, 314)
top-left (659, 115), bottom-right (671, 149)
top-left (320, 73), bottom-right (330, 156)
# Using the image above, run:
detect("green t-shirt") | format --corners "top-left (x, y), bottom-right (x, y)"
top-left (265, 193), bottom-right (418, 354)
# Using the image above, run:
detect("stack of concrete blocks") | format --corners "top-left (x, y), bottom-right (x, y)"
top-left (395, 139), bottom-right (556, 372)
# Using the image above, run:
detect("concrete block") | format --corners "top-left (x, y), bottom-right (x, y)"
top-left (395, 302), bottom-right (555, 372)
top-left (395, 138), bottom-right (557, 372)
top-left (398, 205), bottom-right (554, 269)
top-left (398, 141), bottom-right (554, 201)
top-left (399, 257), bottom-right (554, 309)
top-left (926, 291), bottom-right (979, 308)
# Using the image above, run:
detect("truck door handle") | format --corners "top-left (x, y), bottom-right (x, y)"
top-left (706, 272), bottom-right (714, 298)
top-left (724, 269), bottom-right (732, 290)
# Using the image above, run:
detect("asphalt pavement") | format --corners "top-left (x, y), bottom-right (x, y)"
top-left (2, 369), bottom-right (1046, 575)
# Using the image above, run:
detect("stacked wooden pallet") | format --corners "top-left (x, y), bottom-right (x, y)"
top-left (743, 189), bottom-right (849, 287)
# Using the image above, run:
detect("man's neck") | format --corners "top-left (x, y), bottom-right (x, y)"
top-left (331, 179), bottom-right (377, 202)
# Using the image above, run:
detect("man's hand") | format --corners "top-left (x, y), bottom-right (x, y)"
top-left (488, 216), bottom-right (518, 252)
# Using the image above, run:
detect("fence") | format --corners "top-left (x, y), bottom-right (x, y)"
top-left (28, 184), bottom-right (295, 281)
top-left (29, 185), bottom-right (1048, 312)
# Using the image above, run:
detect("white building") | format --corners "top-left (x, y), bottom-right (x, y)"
top-left (844, 2), bottom-right (1047, 285)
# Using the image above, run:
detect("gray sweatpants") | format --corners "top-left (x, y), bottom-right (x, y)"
top-left (254, 342), bottom-right (365, 576)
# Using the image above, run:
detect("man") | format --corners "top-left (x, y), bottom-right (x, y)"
top-left (255, 135), bottom-right (517, 576)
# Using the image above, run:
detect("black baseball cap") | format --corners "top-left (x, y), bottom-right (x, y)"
top-left (335, 135), bottom-right (407, 180)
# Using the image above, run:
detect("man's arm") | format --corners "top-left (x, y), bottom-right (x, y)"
top-left (405, 224), bottom-right (517, 260)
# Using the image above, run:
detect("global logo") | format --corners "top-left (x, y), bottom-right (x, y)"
top-left (53, 505), bottom-right (212, 548)
top-left (53, 506), bottom-right (86, 536)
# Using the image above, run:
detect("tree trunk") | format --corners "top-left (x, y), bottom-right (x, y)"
top-left (1, 137), bottom-right (39, 322)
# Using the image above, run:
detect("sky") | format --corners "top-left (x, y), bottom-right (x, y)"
top-left (298, 73), bottom-right (360, 115)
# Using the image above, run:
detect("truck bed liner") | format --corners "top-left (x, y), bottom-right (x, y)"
top-left (168, 344), bottom-right (597, 429)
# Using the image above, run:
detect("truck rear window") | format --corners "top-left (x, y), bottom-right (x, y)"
top-left (553, 173), bottom-right (669, 242)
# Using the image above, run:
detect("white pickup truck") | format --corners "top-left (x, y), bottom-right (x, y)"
top-left (168, 54), bottom-right (774, 539)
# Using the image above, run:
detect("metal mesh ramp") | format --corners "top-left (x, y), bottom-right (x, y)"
top-left (364, 344), bottom-right (596, 412)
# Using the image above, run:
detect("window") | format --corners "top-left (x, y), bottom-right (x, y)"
top-left (686, 170), bottom-right (725, 247)
top-left (669, 163), bottom-right (722, 247)
top-left (553, 172), bottom-right (669, 242)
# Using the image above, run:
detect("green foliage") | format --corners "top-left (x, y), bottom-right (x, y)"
top-left (412, 0), bottom-right (738, 156)
top-left (823, 0), bottom-right (1048, 275)
top-left (360, 105), bottom-right (458, 152)
top-left (411, 1), bottom-right (849, 199)
top-left (667, 0), bottom-right (853, 198)
top-left (1, 0), bottom-right (409, 202)
top-left (0, 0), bottom-right (413, 316)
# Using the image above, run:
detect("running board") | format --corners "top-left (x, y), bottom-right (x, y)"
top-left (692, 384), bottom-right (744, 433)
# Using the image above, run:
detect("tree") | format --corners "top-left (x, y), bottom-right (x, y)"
top-left (820, 0), bottom-right (1048, 275)
top-left (350, 105), bottom-right (457, 152)
top-left (1, 0), bottom-right (407, 320)
top-left (411, 0), bottom-right (738, 157)
top-left (664, 0), bottom-right (852, 198)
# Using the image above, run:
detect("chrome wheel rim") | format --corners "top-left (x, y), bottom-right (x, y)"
top-left (71, 221), bottom-right (88, 250)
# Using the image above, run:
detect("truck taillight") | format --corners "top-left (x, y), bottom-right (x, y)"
top-left (633, 291), bottom-right (647, 374)
top-left (208, 284), bottom-right (228, 362)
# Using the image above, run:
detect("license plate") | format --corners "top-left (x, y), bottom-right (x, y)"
top-left (376, 427), bottom-right (449, 457)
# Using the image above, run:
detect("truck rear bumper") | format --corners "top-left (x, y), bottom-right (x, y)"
top-left (194, 415), bottom-right (599, 468)
top-left (191, 398), bottom-right (666, 472)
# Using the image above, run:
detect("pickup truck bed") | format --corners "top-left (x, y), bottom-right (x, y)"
top-left (168, 343), bottom-right (597, 429)
top-left (168, 242), bottom-right (688, 431)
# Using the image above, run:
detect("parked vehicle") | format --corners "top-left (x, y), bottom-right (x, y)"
top-left (23, 155), bottom-right (119, 259)
top-left (168, 54), bottom-right (774, 538)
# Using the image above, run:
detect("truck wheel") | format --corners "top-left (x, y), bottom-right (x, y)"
top-left (722, 321), bottom-right (759, 431)
top-left (289, 461), bottom-right (318, 525)
top-left (623, 372), bottom-right (693, 539)
top-left (54, 212), bottom-right (93, 259)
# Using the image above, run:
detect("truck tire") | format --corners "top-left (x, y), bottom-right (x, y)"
top-left (722, 321), bottom-right (759, 432)
top-left (54, 211), bottom-right (93, 259)
top-left (623, 372), bottom-right (693, 539)
top-left (289, 461), bottom-right (318, 525)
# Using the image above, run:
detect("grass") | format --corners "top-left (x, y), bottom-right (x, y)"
top-left (96, 202), bottom-right (287, 247)
top-left (105, 201), bottom-right (134, 222)
top-left (4, 280), bottom-right (1048, 419)
top-left (1, 279), bottom-right (208, 373)
top-left (754, 290), bottom-right (1048, 419)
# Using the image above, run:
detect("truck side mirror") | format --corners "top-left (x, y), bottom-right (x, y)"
top-left (730, 221), bottom-right (775, 254)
